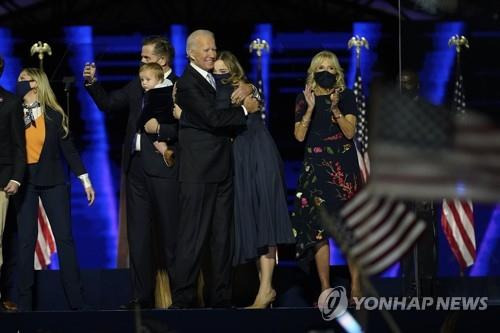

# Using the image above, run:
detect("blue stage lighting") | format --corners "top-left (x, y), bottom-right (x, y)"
top-left (0, 28), bottom-right (21, 91)
top-left (64, 26), bottom-right (118, 268)
top-left (420, 22), bottom-right (464, 105)
top-left (170, 24), bottom-right (187, 77)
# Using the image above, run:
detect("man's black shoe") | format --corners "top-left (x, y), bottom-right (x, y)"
top-left (120, 299), bottom-right (147, 310)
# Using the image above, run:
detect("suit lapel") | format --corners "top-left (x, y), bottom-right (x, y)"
top-left (187, 65), bottom-right (216, 94)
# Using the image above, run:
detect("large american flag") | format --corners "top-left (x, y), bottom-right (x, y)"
top-left (368, 85), bottom-right (500, 202)
top-left (34, 199), bottom-right (56, 270)
top-left (441, 63), bottom-right (476, 271)
top-left (353, 66), bottom-right (370, 183)
top-left (319, 188), bottom-right (426, 275)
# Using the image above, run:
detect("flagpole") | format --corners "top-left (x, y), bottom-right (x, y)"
top-left (398, 0), bottom-right (402, 92)
top-left (448, 35), bottom-right (469, 116)
top-left (445, 35), bottom-right (473, 276)
top-left (249, 38), bottom-right (269, 121)
top-left (448, 34), bottom-right (469, 85)
top-left (30, 41), bottom-right (52, 72)
top-left (348, 35), bottom-right (369, 69)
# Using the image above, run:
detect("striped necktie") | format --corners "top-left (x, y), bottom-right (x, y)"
top-left (207, 73), bottom-right (216, 90)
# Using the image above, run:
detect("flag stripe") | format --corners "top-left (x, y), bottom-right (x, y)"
top-left (362, 218), bottom-right (425, 269)
top-left (362, 220), bottom-right (426, 275)
top-left (354, 201), bottom-right (401, 242)
top-left (38, 205), bottom-right (56, 253)
top-left (35, 199), bottom-right (57, 270)
top-left (346, 198), bottom-right (387, 231)
top-left (34, 241), bottom-right (47, 269)
top-left (449, 200), bottom-right (475, 250)
top-left (355, 207), bottom-right (417, 263)
top-left (363, 152), bottom-right (370, 176)
top-left (338, 186), bottom-right (426, 276)
top-left (341, 187), bottom-right (371, 219)
top-left (356, 148), bottom-right (368, 183)
top-left (442, 199), bottom-right (476, 267)
top-left (441, 205), bottom-right (472, 268)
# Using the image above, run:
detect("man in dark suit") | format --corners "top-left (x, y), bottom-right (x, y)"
top-left (398, 70), bottom-right (438, 297)
top-left (0, 56), bottom-right (26, 311)
top-left (83, 36), bottom-right (179, 309)
top-left (171, 30), bottom-right (260, 308)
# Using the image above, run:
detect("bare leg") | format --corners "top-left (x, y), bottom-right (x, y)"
top-left (315, 240), bottom-right (331, 292)
top-left (348, 260), bottom-right (362, 298)
top-left (246, 246), bottom-right (277, 309)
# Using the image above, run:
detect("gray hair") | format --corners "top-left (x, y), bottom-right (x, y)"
top-left (186, 29), bottom-right (214, 54)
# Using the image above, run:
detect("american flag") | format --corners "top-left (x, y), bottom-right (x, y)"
top-left (441, 61), bottom-right (476, 271)
top-left (34, 199), bottom-right (56, 270)
top-left (353, 66), bottom-right (370, 183)
top-left (441, 199), bottom-right (475, 269)
top-left (368, 85), bottom-right (500, 202)
top-left (319, 188), bottom-right (426, 275)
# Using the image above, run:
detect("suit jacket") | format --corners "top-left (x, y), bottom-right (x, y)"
top-left (0, 87), bottom-right (26, 188)
top-left (85, 71), bottom-right (179, 178)
top-left (177, 65), bottom-right (246, 183)
top-left (26, 107), bottom-right (87, 186)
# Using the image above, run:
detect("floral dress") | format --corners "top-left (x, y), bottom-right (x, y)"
top-left (292, 89), bottom-right (361, 269)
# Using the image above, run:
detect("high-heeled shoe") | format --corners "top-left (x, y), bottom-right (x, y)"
top-left (245, 289), bottom-right (276, 309)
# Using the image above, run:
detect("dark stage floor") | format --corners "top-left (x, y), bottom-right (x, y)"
top-left (1, 268), bottom-right (499, 332)
top-left (1, 306), bottom-right (499, 333)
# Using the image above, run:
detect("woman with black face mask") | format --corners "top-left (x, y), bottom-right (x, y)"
top-left (15, 68), bottom-right (95, 311)
top-left (213, 51), bottom-right (294, 308)
top-left (292, 51), bottom-right (362, 303)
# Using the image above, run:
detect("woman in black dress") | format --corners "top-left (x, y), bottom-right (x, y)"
top-left (213, 51), bottom-right (294, 308)
top-left (292, 51), bottom-right (361, 300)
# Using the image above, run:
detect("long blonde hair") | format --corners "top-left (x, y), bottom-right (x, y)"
top-left (216, 51), bottom-right (247, 86)
top-left (306, 51), bottom-right (345, 93)
top-left (22, 68), bottom-right (69, 137)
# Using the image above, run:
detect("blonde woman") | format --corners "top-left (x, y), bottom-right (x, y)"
top-left (213, 51), bottom-right (294, 309)
top-left (292, 51), bottom-right (361, 302)
top-left (15, 68), bottom-right (95, 311)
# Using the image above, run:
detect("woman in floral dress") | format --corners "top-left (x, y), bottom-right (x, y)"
top-left (292, 50), bottom-right (362, 300)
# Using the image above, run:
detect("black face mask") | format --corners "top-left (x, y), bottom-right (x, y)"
top-left (314, 71), bottom-right (337, 89)
top-left (16, 80), bottom-right (33, 98)
top-left (212, 73), bottom-right (231, 83)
